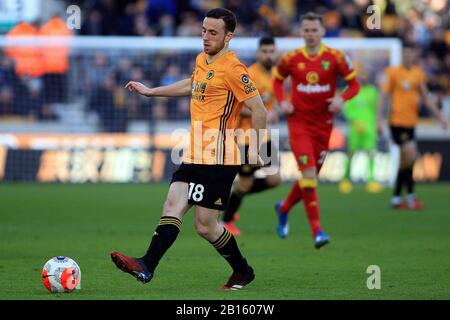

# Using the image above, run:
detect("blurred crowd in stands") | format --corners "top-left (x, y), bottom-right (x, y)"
top-left (0, 0), bottom-right (449, 132)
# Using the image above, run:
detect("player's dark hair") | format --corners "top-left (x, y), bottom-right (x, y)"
top-left (300, 12), bottom-right (324, 26)
top-left (205, 8), bottom-right (237, 33)
top-left (259, 36), bottom-right (275, 47)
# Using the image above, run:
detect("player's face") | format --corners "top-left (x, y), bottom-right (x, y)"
top-left (257, 44), bottom-right (277, 70)
top-left (202, 18), bottom-right (233, 56)
top-left (300, 19), bottom-right (325, 48)
top-left (403, 47), bottom-right (418, 67)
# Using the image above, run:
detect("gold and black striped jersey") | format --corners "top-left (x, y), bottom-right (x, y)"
top-left (183, 51), bottom-right (259, 165)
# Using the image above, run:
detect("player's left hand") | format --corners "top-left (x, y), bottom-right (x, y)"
top-left (125, 81), bottom-right (151, 96)
top-left (267, 111), bottom-right (279, 124)
top-left (327, 96), bottom-right (344, 113)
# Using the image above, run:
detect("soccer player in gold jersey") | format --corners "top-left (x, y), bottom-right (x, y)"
top-left (111, 8), bottom-right (268, 290)
top-left (377, 44), bottom-right (448, 210)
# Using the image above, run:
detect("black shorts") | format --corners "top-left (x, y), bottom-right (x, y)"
top-left (238, 140), bottom-right (275, 177)
top-left (390, 126), bottom-right (415, 145)
top-left (170, 163), bottom-right (240, 210)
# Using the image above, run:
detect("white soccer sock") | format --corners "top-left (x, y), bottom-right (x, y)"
top-left (391, 196), bottom-right (402, 205)
top-left (406, 193), bottom-right (416, 207)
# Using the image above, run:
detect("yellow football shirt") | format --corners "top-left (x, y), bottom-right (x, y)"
top-left (183, 51), bottom-right (260, 165)
top-left (382, 66), bottom-right (426, 128)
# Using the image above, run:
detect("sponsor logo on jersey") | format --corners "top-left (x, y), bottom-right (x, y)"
top-left (191, 80), bottom-right (207, 101)
top-left (244, 83), bottom-right (257, 94)
top-left (306, 71), bottom-right (319, 84)
top-left (297, 83), bottom-right (331, 94)
top-left (298, 62), bottom-right (305, 70)
top-left (242, 75), bottom-right (257, 94)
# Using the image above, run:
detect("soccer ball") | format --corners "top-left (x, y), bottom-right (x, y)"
top-left (41, 256), bottom-right (81, 293)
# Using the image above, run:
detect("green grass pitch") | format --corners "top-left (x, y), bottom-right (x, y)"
top-left (1, 183), bottom-right (449, 300)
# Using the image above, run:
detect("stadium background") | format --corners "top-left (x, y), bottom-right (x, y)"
top-left (0, 0), bottom-right (449, 184)
top-left (0, 0), bottom-right (450, 301)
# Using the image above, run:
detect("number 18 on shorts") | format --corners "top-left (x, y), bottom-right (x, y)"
top-left (171, 164), bottom-right (240, 210)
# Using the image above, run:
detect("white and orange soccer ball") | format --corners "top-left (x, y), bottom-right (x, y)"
top-left (41, 256), bottom-right (81, 293)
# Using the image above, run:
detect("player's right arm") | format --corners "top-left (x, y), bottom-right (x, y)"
top-left (418, 78), bottom-right (448, 130)
top-left (244, 95), bottom-right (268, 132)
top-left (273, 52), bottom-right (294, 115)
top-left (224, 61), bottom-right (267, 165)
top-left (244, 95), bottom-right (268, 165)
top-left (273, 78), bottom-right (294, 115)
top-left (125, 78), bottom-right (192, 97)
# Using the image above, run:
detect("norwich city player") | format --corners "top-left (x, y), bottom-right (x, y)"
top-left (273, 12), bottom-right (360, 248)
top-left (111, 8), bottom-right (267, 290)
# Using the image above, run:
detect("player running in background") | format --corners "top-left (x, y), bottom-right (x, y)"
top-left (221, 36), bottom-right (281, 236)
top-left (273, 12), bottom-right (360, 248)
top-left (339, 68), bottom-right (382, 194)
top-left (111, 8), bottom-right (267, 290)
top-left (377, 44), bottom-right (448, 210)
